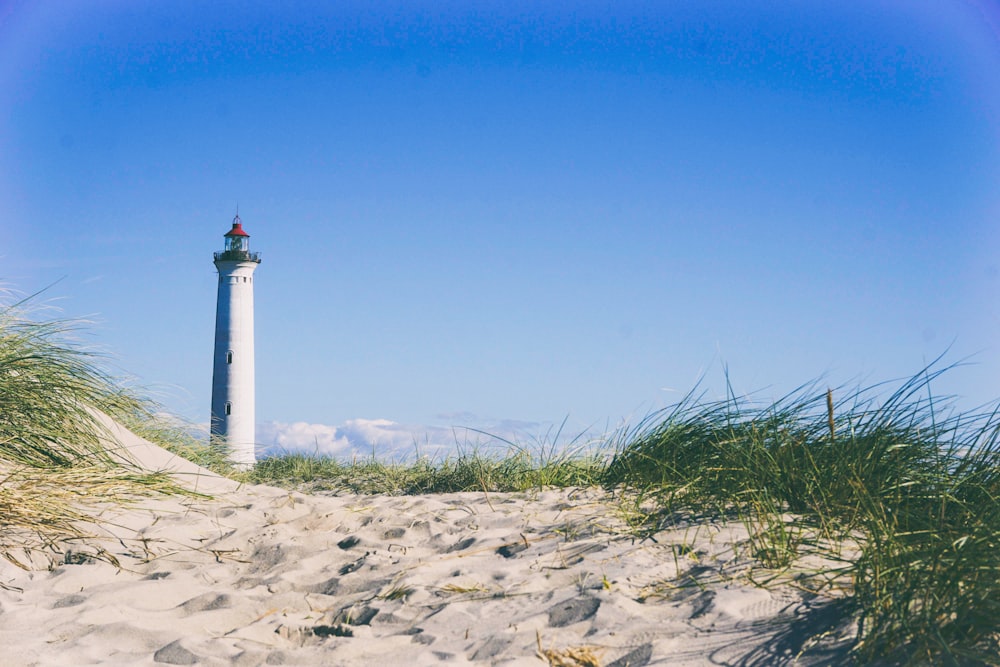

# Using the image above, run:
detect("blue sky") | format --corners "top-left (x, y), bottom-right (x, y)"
top-left (3, 1), bottom-right (1000, 457)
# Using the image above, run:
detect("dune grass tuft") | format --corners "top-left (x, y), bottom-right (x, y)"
top-left (250, 443), bottom-right (606, 495)
top-left (603, 365), bottom-right (1000, 665)
top-left (0, 298), bottom-right (140, 467)
top-left (0, 293), bottom-right (196, 567)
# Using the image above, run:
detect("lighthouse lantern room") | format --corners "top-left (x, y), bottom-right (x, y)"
top-left (211, 214), bottom-right (261, 468)
top-left (215, 218), bottom-right (258, 261)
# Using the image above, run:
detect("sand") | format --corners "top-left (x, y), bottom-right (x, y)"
top-left (0, 420), bottom-right (856, 666)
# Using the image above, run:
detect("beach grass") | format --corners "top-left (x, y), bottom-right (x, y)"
top-left (250, 416), bottom-right (608, 495)
top-left (602, 366), bottom-right (1000, 665)
top-left (249, 444), bottom-right (606, 495)
top-left (0, 293), bottom-right (194, 567)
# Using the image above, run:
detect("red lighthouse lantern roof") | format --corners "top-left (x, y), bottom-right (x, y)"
top-left (225, 215), bottom-right (250, 237)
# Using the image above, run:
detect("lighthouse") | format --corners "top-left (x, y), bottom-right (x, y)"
top-left (210, 214), bottom-right (261, 467)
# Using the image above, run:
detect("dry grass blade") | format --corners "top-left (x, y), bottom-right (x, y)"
top-left (536, 631), bottom-right (602, 667)
top-left (439, 582), bottom-right (490, 595)
top-left (0, 463), bottom-right (184, 567)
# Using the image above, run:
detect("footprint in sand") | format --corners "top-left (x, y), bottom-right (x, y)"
top-left (178, 592), bottom-right (230, 615)
top-left (337, 535), bottom-right (361, 550)
top-left (547, 596), bottom-right (601, 627)
top-left (153, 639), bottom-right (199, 665)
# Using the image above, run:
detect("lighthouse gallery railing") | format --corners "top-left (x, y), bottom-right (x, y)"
top-left (214, 250), bottom-right (262, 262)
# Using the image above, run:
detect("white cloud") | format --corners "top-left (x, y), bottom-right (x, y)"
top-left (257, 421), bottom-right (353, 457)
top-left (257, 419), bottom-right (465, 460)
top-left (254, 415), bottom-right (602, 461)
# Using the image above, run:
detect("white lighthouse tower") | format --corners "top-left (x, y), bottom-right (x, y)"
top-left (210, 214), bottom-right (261, 467)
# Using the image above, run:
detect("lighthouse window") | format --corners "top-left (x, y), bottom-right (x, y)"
top-left (226, 351), bottom-right (233, 364)
top-left (225, 402), bottom-right (232, 416)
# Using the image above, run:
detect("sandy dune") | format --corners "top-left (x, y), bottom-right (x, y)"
top-left (0, 422), bottom-right (855, 666)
